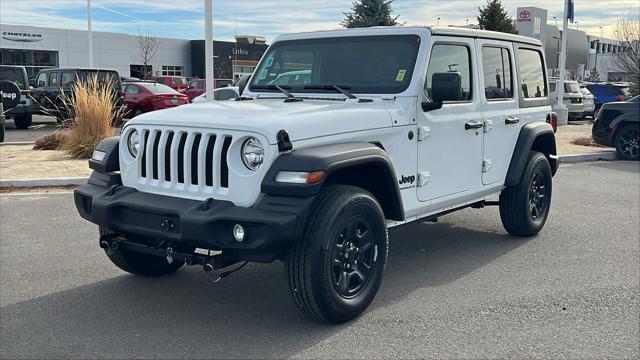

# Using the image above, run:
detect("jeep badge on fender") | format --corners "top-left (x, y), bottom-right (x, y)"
top-left (74, 26), bottom-right (558, 324)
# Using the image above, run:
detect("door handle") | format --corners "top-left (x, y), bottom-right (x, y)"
top-left (505, 116), bottom-right (520, 125)
top-left (465, 121), bottom-right (484, 130)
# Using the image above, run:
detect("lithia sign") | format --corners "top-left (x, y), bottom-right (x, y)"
top-left (2, 31), bottom-right (43, 42)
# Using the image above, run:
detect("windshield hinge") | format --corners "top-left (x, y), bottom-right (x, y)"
top-left (417, 126), bottom-right (430, 141)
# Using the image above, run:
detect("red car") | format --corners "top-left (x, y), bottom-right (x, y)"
top-left (122, 82), bottom-right (188, 118)
top-left (185, 79), bottom-right (234, 102)
top-left (152, 76), bottom-right (188, 92)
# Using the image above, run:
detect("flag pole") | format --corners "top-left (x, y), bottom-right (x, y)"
top-left (555, 0), bottom-right (571, 126)
top-left (204, 0), bottom-right (214, 102)
top-left (87, 0), bottom-right (93, 67)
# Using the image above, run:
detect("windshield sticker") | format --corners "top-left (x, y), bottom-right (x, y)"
top-left (259, 69), bottom-right (268, 80)
top-left (266, 57), bottom-right (273, 67)
top-left (396, 69), bottom-right (407, 82)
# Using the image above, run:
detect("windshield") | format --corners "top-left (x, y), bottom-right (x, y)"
top-left (141, 83), bottom-right (179, 94)
top-left (565, 83), bottom-right (581, 94)
top-left (249, 35), bottom-right (421, 94)
top-left (171, 77), bottom-right (187, 85)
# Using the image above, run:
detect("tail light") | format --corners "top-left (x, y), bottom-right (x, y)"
top-left (615, 95), bottom-right (623, 102)
top-left (547, 112), bottom-right (558, 133)
top-left (119, 91), bottom-right (125, 100)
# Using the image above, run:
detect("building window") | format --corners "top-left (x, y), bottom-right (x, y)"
top-left (233, 65), bottom-right (255, 75)
top-left (0, 48), bottom-right (58, 78)
top-left (162, 65), bottom-right (183, 76)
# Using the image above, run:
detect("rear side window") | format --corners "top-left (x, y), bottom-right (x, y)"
top-left (517, 48), bottom-right (547, 99)
top-left (48, 72), bottom-right (60, 86)
top-left (61, 71), bottom-right (76, 86)
top-left (124, 85), bottom-right (140, 95)
top-left (425, 44), bottom-right (473, 102)
top-left (481, 47), bottom-right (513, 100)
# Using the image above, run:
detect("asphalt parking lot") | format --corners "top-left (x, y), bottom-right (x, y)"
top-left (1, 161), bottom-right (638, 359)
top-left (2, 115), bottom-right (58, 143)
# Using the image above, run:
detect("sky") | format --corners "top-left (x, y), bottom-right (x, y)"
top-left (1, 0), bottom-right (637, 42)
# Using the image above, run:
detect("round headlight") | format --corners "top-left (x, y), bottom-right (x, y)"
top-left (241, 137), bottom-right (264, 171)
top-left (127, 130), bottom-right (140, 157)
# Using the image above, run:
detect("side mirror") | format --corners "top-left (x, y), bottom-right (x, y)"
top-left (421, 102), bottom-right (443, 112)
top-left (431, 72), bottom-right (463, 103)
top-left (237, 74), bottom-right (251, 96)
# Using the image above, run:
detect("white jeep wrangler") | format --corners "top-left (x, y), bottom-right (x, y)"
top-left (75, 26), bottom-right (558, 324)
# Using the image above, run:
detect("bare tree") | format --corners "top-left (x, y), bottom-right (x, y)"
top-left (137, 32), bottom-right (159, 80)
top-left (612, 9), bottom-right (640, 94)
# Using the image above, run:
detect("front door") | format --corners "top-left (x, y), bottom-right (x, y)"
top-left (476, 40), bottom-right (521, 185)
top-left (417, 37), bottom-right (483, 204)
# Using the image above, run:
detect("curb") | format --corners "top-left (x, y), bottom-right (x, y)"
top-left (0, 141), bottom-right (35, 146)
top-left (0, 177), bottom-right (88, 188)
top-left (558, 152), bottom-right (617, 163)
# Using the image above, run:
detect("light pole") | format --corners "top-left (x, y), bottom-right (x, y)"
top-left (593, 39), bottom-right (600, 76)
top-left (575, 21), bottom-right (579, 31)
top-left (204, 0), bottom-right (214, 102)
top-left (437, 17), bottom-right (440, 26)
top-left (553, 16), bottom-right (558, 28)
top-left (553, 36), bottom-right (561, 76)
top-left (87, 0), bottom-right (93, 67)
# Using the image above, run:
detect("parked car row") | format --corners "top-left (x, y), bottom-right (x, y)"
top-left (549, 78), bottom-right (631, 121)
top-left (592, 95), bottom-right (640, 160)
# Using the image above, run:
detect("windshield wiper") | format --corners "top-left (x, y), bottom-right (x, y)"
top-left (304, 84), bottom-right (373, 102)
top-left (251, 84), bottom-right (303, 102)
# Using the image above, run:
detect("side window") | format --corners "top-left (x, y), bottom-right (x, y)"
top-left (61, 72), bottom-right (76, 87)
top-left (48, 72), bottom-right (60, 87)
top-left (517, 48), bottom-right (547, 99)
top-left (36, 73), bottom-right (48, 87)
top-left (124, 85), bottom-right (140, 95)
top-left (425, 44), bottom-right (472, 102)
top-left (218, 89), bottom-right (237, 100)
top-left (482, 47), bottom-right (513, 100)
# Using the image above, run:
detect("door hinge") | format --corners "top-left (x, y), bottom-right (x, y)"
top-left (482, 159), bottom-right (493, 173)
top-left (484, 120), bottom-right (494, 133)
top-left (417, 172), bottom-right (430, 186)
top-left (417, 126), bottom-right (430, 141)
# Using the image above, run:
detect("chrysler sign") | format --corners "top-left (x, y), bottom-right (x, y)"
top-left (2, 31), bottom-right (43, 42)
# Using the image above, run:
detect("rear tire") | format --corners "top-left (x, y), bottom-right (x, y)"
top-left (105, 242), bottom-right (185, 277)
top-left (499, 151), bottom-right (552, 237)
top-left (614, 124), bottom-right (640, 161)
top-left (286, 185), bottom-right (388, 324)
top-left (13, 114), bottom-right (32, 129)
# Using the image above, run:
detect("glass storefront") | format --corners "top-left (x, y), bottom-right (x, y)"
top-left (0, 48), bottom-right (58, 78)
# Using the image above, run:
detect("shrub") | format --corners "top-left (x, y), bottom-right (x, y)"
top-left (33, 132), bottom-right (68, 150)
top-left (60, 75), bottom-right (123, 159)
top-left (571, 136), bottom-right (606, 147)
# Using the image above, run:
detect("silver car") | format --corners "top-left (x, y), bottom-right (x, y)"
top-left (580, 86), bottom-right (596, 118)
top-left (550, 80), bottom-right (584, 120)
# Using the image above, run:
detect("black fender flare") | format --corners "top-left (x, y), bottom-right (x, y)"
top-left (262, 142), bottom-right (404, 221)
top-left (89, 136), bottom-right (120, 174)
top-left (505, 122), bottom-right (558, 186)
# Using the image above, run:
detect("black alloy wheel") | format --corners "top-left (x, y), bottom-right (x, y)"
top-left (330, 216), bottom-right (378, 299)
top-left (615, 125), bottom-right (640, 160)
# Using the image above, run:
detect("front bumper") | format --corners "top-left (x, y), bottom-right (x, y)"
top-left (74, 173), bottom-right (313, 262)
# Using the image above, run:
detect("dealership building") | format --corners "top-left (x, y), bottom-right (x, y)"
top-left (515, 6), bottom-right (631, 81)
top-left (0, 24), bottom-right (268, 80)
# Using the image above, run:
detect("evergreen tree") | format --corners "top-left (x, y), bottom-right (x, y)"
top-left (587, 68), bottom-right (601, 82)
top-left (477, 0), bottom-right (518, 34)
top-left (341, 0), bottom-right (402, 28)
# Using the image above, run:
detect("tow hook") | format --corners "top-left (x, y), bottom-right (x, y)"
top-left (203, 261), bottom-right (222, 283)
top-left (165, 247), bottom-right (174, 264)
top-left (100, 239), bottom-right (118, 255)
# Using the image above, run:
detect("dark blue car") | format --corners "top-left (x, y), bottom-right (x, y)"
top-left (585, 83), bottom-right (626, 109)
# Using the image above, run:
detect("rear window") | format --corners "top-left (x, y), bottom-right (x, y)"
top-left (140, 83), bottom-right (179, 94)
top-left (78, 70), bottom-right (121, 89)
top-left (517, 48), bottom-right (547, 99)
top-left (565, 83), bottom-right (581, 93)
top-left (580, 88), bottom-right (592, 96)
top-left (0, 67), bottom-right (27, 89)
top-left (171, 77), bottom-right (187, 85)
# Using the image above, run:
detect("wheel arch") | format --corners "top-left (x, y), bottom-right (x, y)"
top-left (262, 142), bottom-right (404, 221)
top-left (505, 122), bottom-right (558, 186)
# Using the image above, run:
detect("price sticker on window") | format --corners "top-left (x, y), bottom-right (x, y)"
top-left (396, 69), bottom-right (407, 82)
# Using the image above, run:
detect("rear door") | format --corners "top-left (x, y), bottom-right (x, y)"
top-left (476, 40), bottom-right (521, 185)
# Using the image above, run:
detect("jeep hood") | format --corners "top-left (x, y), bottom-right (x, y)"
top-left (125, 98), bottom-right (395, 144)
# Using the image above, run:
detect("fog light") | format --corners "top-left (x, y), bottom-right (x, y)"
top-left (232, 224), bottom-right (245, 242)
top-left (92, 150), bottom-right (106, 161)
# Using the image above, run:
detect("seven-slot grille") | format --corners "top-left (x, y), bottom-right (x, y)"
top-left (137, 129), bottom-right (233, 190)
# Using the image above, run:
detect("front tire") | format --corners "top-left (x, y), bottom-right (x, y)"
top-left (499, 151), bottom-right (553, 237)
top-left (614, 124), bottom-right (640, 160)
top-left (286, 185), bottom-right (388, 324)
